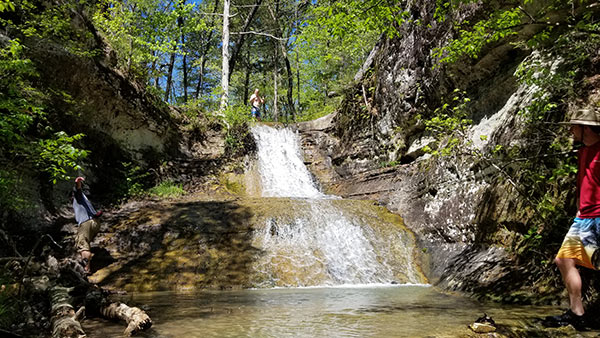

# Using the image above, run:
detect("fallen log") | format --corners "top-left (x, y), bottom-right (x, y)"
top-left (50, 286), bottom-right (86, 338)
top-left (100, 302), bottom-right (152, 336)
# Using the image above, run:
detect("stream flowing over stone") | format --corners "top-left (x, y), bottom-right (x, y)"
top-left (250, 125), bottom-right (424, 287)
top-left (252, 125), bottom-right (323, 198)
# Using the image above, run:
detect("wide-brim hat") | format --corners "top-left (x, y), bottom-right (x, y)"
top-left (559, 108), bottom-right (600, 126)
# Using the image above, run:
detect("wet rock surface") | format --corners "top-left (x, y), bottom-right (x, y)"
top-left (86, 192), bottom-right (426, 291)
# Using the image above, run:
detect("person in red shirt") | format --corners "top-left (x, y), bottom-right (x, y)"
top-left (545, 109), bottom-right (600, 330)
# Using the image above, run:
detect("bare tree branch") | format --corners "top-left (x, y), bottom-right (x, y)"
top-left (231, 31), bottom-right (288, 41)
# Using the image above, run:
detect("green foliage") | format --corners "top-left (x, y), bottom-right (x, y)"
top-left (0, 39), bottom-right (42, 146)
top-left (119, 161), bottom-right (151, 199)
top-left (305, 0), bottom-right (406, 40)
top-left (0, 0), bottom-right (14, 12)
top-left (221, 104), bottom-right (252, 155)
top-left (223, 104), bottom-right (252, 130)
top-left (93, 0), bottom-right (197, 80)
top-left (433, 7), bottom-right (521, 64)
top-left (433, 0), bottom-right (599, 66)
top-left (379, 160), bottom-right (398, 168)
top-left (4, 1), bottom-right (97, 57)
top-left (0, 37), bottom-right (88, 207)
top-left (0, 169), bottom-right (25, 212)
top-left (422, 90), bottom-right (472, 156)
top-left (296, 96), bottom-right (339, 122)
top-left (116, 164), bottom-right (185, 201)
top-left (37, 132), bottom-right (88, 184)
top-left (293, 0), bottom-right (398, 121)
top-left (148, 179), bottom-right (185, 198)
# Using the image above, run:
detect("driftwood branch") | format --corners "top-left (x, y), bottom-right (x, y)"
top-left (50, 286), bottom-right (86, 338)
top-left (100, 302), bottom-right (152, 336)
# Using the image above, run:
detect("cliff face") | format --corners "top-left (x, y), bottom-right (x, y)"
top-left (298, 0), bottom-right (600, 299)
top-left (22, 13), bottom-right (179, 161)
top-left (1, 8), bottom-right (185, 231)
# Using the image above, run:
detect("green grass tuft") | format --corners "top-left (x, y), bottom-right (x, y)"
top-left (148, 180), bottom-right (185, 198)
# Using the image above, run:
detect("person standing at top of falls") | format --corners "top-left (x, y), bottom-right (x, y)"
top-left (249, 88), bottom-right (265, 121)
top-left (72, 176), bottom-right (103, 274)
top-left (543, 108), bottom-right (600, 330)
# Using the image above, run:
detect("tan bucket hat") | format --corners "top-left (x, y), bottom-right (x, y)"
top-left (559, 109), bottom-right (600, 126)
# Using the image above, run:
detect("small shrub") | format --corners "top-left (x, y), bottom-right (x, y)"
top-left (148, 180), bottom-right (185, 198)
top-left (222, 104), bottom-right (252, 155)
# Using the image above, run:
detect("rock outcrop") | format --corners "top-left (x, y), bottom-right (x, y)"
top-left (297, 0), bottom-right (600, 301)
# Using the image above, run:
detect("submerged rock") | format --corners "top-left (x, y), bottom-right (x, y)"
top-left (469, 322), bottom-right (496, 333)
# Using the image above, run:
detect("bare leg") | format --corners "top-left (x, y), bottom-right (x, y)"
top-left (555, 257), bottom-right (585, 315)
top-left (80, 250), bottom-right (92, 272)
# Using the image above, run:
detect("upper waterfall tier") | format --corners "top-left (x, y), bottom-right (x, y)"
top-left (252, 125), bottom-right (324, 198)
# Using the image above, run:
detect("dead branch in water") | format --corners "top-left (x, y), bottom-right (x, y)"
top-left (100, 302), bottom-right (152, 336)
top-left (85, 286), bottom-right (152, 336)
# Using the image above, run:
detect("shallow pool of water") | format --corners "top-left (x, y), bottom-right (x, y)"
top-left (83, 285), bottom-right (579, 337)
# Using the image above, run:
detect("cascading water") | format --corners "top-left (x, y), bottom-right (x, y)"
top-left (250, 125), bottom-right (425, 287)
top-left (252, 125), bottom-right (323, 198)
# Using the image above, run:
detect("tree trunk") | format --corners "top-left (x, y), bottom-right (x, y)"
top-left (228, 0), bottom-right (263, 82)
top-left (50, 286), bottom-right (86, 338)
top-left (178, 1), bottom-right (188, 103)
top-left (164, 51), bottom-right (176, 102)
top-left (267, 3), bottom-right (295, 120)
top-left (283, 51), bottom-right (294, 121)
top-left (354, 34), bottom-right (383, 82)
top-left (195, 55), bottom-right (206, 99)
top-left (100, 302), bottom-right (152, 336)
top-left (194, 0), bottom-right (220, 100)
top-left (243, 49), bottom-right (251, 104)
top-left (182, 50), bottom-right (188, 103)
top-left (295, 0), bottom-right (300, 115)
top-left (220, 0), bottom-right (230, 110)
top-left (296, 50), bottom-right (300, 116)
top-left (150, 50), bottom-right (161, 91)
top-left (272, 41), bottom-right (279, 121)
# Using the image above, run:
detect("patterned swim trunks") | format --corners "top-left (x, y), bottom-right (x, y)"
top-left (556, 217), bottom-right (600, 270)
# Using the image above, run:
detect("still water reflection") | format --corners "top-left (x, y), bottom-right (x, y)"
top-left (83, 285), bottom-right (568, 337)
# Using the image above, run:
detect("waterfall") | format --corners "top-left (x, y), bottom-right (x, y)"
top-left (252, 125), bottom-right (323, 198)
top-left (250, 125), bottom-right (424, 287)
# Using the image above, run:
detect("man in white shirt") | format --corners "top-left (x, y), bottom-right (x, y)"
top-left (72, 176), bottom-right (102, 273)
